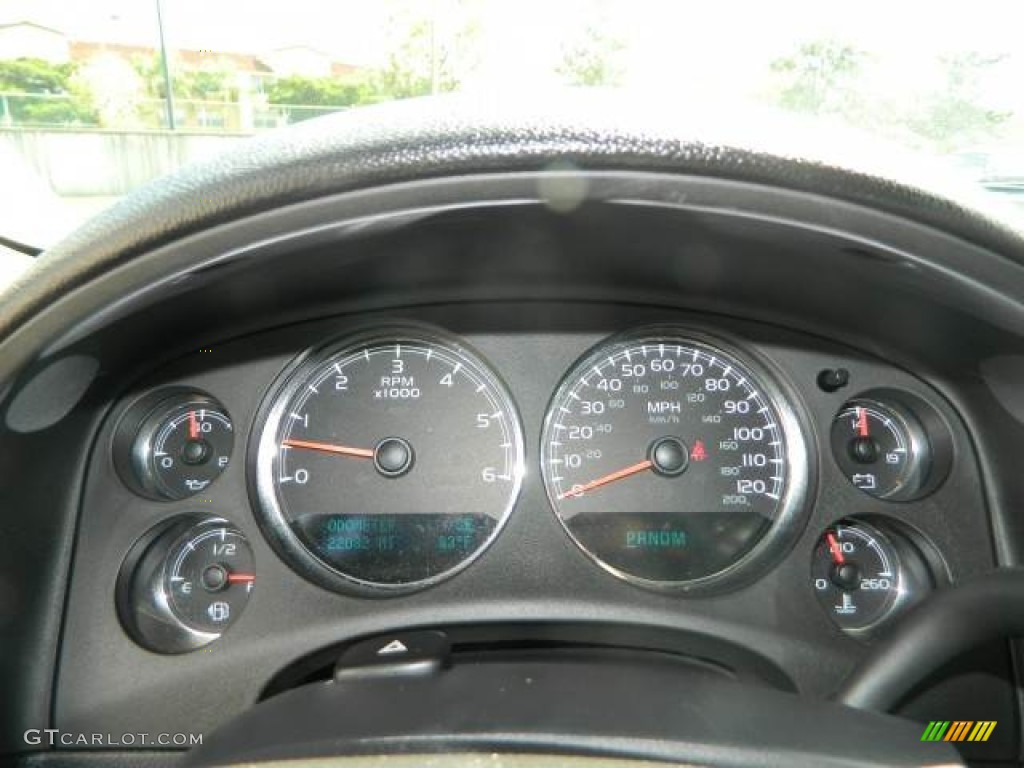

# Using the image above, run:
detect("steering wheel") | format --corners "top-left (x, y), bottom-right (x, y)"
top-left (4, 93), bottom-right (1021, 768)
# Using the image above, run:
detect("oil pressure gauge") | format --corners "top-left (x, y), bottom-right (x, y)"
top-left (115, 390), bottom-right (234, 500)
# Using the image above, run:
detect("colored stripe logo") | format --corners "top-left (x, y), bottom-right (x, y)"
top-left (921, 721), bottom-right (997, 742)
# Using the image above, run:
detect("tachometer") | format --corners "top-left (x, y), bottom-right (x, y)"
top-left (541, 329), bottom-right (810, 591)
top-left (252, 328), bottom-right (524, 594)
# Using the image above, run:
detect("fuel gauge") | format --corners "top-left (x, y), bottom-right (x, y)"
top-left (166, 522), bottom-right (254, 634)
top-left (118, 514), bottom-right (254, 653)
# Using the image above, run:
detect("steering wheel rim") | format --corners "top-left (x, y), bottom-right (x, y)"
top-left (3, 92), bottom-right (1021, 354)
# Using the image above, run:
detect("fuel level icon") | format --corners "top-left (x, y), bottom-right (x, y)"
top-left (118, 515), bottom-right (254, 654)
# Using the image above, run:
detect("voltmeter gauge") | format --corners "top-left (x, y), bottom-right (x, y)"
top-left (830, 393), bottom-right (954, 502)
top-left (118, 515), bottom-right (254, 653)
top-left (115, 391), bottom-right (234, 500)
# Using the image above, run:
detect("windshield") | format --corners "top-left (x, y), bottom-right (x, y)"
top-left (1, 0), bottom-right (1022, 248)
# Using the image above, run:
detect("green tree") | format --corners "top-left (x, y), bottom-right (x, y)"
top-left (176, 70), bottom-right (234, 101)
top-left (134, 55), bottom-right (235, 101)
top-left (903, 53), bottom-right (1011, 151)
top-left (0, 57), bottom-right (77, 93)
top-left (556, 21), bottom-right (625, 87)
top-left (266, 75), bottom-right (361, 107)
top-left (0, 58), bottom-right (98, 126)
top-left (265, 75), bottom-right (363, 123)
top-left (129, 54), bottom-right (241, 128)
top-left (356, 0), bottom-right (482, 104)
top-left (359, 19), bottom-right (445, 102)
top-left (771, 40), bottom-right (864, 116)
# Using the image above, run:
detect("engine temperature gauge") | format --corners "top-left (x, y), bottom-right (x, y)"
top-left (811, 519), bottom-right (934, 636)
top-left (812, 522), bottom-right (901, 634)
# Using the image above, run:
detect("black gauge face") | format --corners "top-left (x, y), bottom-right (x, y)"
top-left (830, 399), bottom-right (931, 501)
top-left (128, 395), bottom-right (234, 500)
top-left (166, 522), bottom-right (254, 634)
top-left (811, 522), bottom-right (901, 634)
top-left (253, 330), bottom-right (525, 593)
top-left (541, 331), bottom-right (809, 590)
top-left (118, 515), bottom-right (254, 653)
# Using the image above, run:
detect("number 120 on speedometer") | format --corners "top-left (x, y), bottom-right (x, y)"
top-left (540, 329), bottom-right (810, 592)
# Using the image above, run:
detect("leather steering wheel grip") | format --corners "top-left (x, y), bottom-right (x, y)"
top-left (834, 568), bottom-right (1024, 711)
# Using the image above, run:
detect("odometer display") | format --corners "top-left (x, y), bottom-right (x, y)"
top-left (542, 330), bottom-right (809, 590)
top-left (253, 329), bottom-right (524, 593)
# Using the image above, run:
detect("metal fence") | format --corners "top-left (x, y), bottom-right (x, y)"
top-left (0, 92), bottom-right (347, 133)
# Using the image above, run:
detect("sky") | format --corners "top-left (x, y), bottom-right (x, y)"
top-left (0, 0), bottom-right (391, 62)
top-left (1, 0), bottom-right (1021, 110)
top-left (1, 0), bottom-right (1018, 63)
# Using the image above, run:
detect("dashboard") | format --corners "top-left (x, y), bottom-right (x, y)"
top-left (60, 299), bottom-right (1000, 749)
top-left (8, 102), bottom-right (1024, 766)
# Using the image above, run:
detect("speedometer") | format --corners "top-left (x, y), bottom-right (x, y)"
top-left (252, 328), bottom-right (524, 594)
top-left (541, 329), bottom-right (810, 592)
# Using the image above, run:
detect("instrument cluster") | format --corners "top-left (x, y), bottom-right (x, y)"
top-left (110, 320), bottom-right (957, 653)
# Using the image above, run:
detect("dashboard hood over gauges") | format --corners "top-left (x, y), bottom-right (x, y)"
top-left (5, 92), bottom-right (1024, 768)
top-left (3, 91), bottom-right (1024, 376)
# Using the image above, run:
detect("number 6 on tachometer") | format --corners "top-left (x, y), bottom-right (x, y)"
top-left (251, 327), bottom-right (525, 595)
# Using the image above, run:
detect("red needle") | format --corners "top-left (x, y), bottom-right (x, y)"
top-left (282, 438), bottom-right (375, 459)
top-left (826, 532), bottom-right (845, 565)
top-left (226, 573), bottom-right (255, 584)
top-left (856, 407), bottom-right (869, 437)
top-left (188, 410), bottom-right (198, 440)
top-left (559, 459), bottom-right (654, 500)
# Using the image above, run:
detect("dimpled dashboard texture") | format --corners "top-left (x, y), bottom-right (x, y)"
top-left (5, 93), bottom-right (1024, 765)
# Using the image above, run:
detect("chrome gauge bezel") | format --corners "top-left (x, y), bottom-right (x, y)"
top-left (812, 520), bottom-right (906, 638)
top-left (830, 392), bottom-right (947, 502)
top-left (810, 517), bottom-right (939, 639)
top-left (116, 514), bottom-right (252, 654)
top-left (113, 389), bottom-right (234, 501)
top-left (249, 325), bottom-right (526, 597)
top-left (540, 326), bottom-right (813, 595)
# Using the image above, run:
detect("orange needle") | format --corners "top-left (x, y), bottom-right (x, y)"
top-left (227, 573), bottom-right (255, 584)
top-left (188, 410), bottom-right (198, 440)
top-left (559, 459), bottom-right (654, 500)
top-left (856, 407), bottom-right (869, 437)
top-left (282, 438), bottom-right (375, 459)
top-left (826, 532), bottom-right (845, 565)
